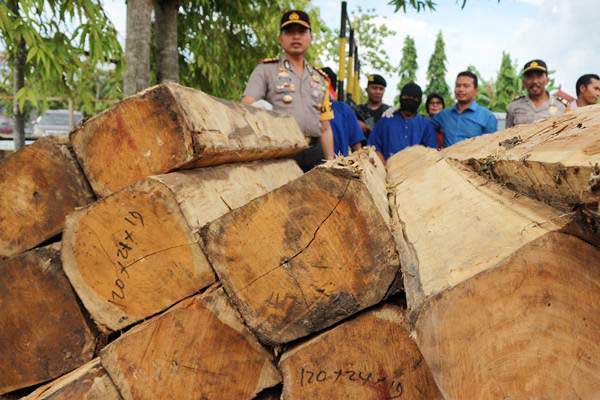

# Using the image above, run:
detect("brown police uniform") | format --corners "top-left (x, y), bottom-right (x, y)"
top-left (506, 59), bottom-right (570, 128)
top-left (506, 94), bottom-right (569, 128)
top-left (243, 56), bottom-right (333, 138)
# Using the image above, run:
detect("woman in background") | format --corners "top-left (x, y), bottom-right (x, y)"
top-left (425, 93), bottom-right (445, 150)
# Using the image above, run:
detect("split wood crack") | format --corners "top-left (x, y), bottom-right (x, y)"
top-left (239, 179), bottom-right (351, 293)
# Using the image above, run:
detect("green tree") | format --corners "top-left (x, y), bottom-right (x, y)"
top-left (395, 35), bottom-right (418, 105)
top-left (320, 7), bottom-right (399, 82)
top-left (493, 52), bottom-right (520, 112)
top-left (425, 31), bottom-right (451, 106)
top-left (388, 0), bottom-right (500, 12)
top-left (176, 0), bottom-right (324, 100)
top-left (0, 0), bottom-right (122, 147)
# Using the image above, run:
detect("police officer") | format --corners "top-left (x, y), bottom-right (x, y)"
top-left (506, 59), bottom-right (569, 128)
top-left (242, 10), bottom-right (334, 171)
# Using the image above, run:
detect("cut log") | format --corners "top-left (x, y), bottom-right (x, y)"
top-left (100, 287), bottom-right (281, 400)
top-left (61, 160), bottom-right (301, 333)
top-left (443, 104), bottom-right (600, 209)
top-left (202, 164), bottom-right (400, 345)
top-left (0, 136), bottom-right (94, 258)
top-left (279, 304), bottom-right (442, 400)
top-left (0, 245), bottom-right (95, 395)
top-left (70, 82), bottom-right (307, 197)
top-left (22, 359), bottom-right (121, 400)
top-left (414, 232), bottom-right (600, 399)
top-left (387, 146), bottom-right (573, 310)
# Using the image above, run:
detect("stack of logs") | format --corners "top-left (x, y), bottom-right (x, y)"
top-left (0, 82), bottom-right (598, 400)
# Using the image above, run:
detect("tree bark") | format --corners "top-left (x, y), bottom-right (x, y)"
top-left (8, 0), bottom-right (26, 149)
top-left (154, 0), bottom-right (179, 83)
top-left (124, 0), bottom-right (152, 95)
top-left (70, 83), bottom-right (307, 197)
top-left (443, 104), bottom-right (600, 210)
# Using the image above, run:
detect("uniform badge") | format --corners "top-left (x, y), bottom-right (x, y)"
top-left (278, 71), bottom-right (289, 78)
top-left (289, 83), bottom-right (296, 92)
top-left (548, 105), bottom-right (558, 115)
top-left (283, 94), bottom-right (293, 103)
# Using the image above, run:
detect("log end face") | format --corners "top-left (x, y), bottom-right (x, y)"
top-left (0, 137), bottom-right (93, 257)
top-left (279, 304), bottom-right (442, 400)
top-left (71, 84), bottom-right (194, 197)
top-left (203, 168), bottom-right (400, 345)
top-left (0, 246), bottom-right (95, 395)
top-left (101, 294), bottom-right (279, 400)
top-left (61, 178), bottom-right (215, 333)
top-left (415, 232), bottom-right (600, 399)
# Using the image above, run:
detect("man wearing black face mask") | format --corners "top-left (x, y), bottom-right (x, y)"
top-left (367, 82), bottom-right (436, 163)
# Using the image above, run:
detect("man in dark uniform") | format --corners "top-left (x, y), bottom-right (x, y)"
top-left (242, 10), bottom-right (334, 171)
top-left (356, 74), bottom-right (390, 137)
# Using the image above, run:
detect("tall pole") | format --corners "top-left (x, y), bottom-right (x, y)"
top-left (337, 1), bottom-right (347, 101)
top-left (353, 46), bottom-right (361, 102)
top-left (346, 28), bottom-right (355, 102)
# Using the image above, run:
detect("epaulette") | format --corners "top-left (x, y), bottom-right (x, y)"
top-left (314, 67), bottom-right (329, 82)
top-left (260, 57), bottom-right (278, 63)
top-left (512, 95), bottom-right (526, 102)
top-left (556, 96), bottom-right (570, 107)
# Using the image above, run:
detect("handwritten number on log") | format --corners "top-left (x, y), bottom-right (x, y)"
top-left (316, 371), bottom-right (327, 382)
top-left (124, 211), bottom-right (144, 226)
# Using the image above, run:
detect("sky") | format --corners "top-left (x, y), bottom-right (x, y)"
top-left (103, 0), bottom-right (599, 104)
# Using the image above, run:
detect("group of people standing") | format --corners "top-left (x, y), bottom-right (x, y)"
top-left (242, 9), bottom-right (600, 169)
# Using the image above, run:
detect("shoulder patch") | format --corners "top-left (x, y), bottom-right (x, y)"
top-left (556, 96), bottom-right (569, 107)
top-left (314, 67), bottom-right (329, 82)
top-left (260, 57), bottom-right (278, 63)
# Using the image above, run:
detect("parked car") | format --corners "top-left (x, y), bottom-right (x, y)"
top-left (0, 114), bottom-right (12, 135)
top-left (32, 109), bottom-right (83, 138)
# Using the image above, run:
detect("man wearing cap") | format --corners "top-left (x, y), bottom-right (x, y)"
top-left (367, 82), bottom-right (436, 163)
top-left (356, 74), bottom-right (390, 136)
top-left (506, 59), bottom-right (569, 128)
top-left (242, 10), bottom-right (334, 172)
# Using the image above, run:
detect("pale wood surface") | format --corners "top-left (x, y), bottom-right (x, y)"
top-left (71, 83), bottom-right (306, 197)
top-left (387, 146), bottom-right (572, 310)
top-left (152, 159), bottom-right (302, 232)
top-left (61, 178), bottom-right (214, 333)
top-left (61, 160), bottom-right (301, 333)
top-left (279, 304), bottom-right (442, 400)
top-left (320, 147), bottom-right (389, 226)
top-left (444, 104), bottom-right (600, 209)
top-left (0, 245), bottom-right (95, 395)
top-left (0, 137), bottom-right (94, 257)
top-left (100, 288), bottom-right (281, 400)
top-left (202, 167), bottom-right (400, 345)
top-left (22, 359), bottom-right (122, 400)
top-left (415, 232), bottom-right (600, 399)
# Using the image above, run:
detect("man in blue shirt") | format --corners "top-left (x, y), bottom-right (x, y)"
top-left (322, 67), bottom-right (365, 156)
top-left (331, 101), bottom-right (365, 156)
top-left (368, 82), bottom-right (436, 162)
top-left (431, 71), bottom-right (497, 147)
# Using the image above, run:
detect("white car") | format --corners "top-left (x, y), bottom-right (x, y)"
top-left (32, 109), bottom-right (83, 138)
